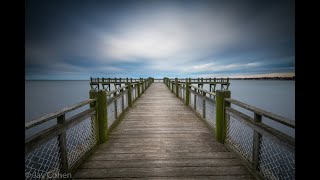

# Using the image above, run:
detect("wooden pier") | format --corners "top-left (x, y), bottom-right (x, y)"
top-left (25, 78), bottom-right (295, 180)
top-left (74, 83), bottom-right (254, 179)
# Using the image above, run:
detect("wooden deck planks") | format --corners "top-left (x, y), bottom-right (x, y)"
top-left (74, 83), bottom-right (255, 179)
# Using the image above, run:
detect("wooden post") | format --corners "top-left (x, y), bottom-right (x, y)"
top-left (90, 77), bottom-right (93, 90)
top-left (194, 93), bottom-right (196, 110)
top-left (128, 83), bottom-right (132, 107)
top-left (142, 79), bottom-right (145, 93)
top-left (185, 80), bottom-right (190, 106)
top-left (97, 78), bottom-right (100, 89)
top-left (252, 113), bottom-right (262, 171)
top-left (114, 91), bottom-right (117, 119)
top-left (90, 90), bottom-right (99, 144)
top-left (202, 91), bottom-right (206, 119)
top-left (97, 90), bottom-right (108, 143)
top-left (215, 90), bottom-right (231, 143)
top-left (137, 82), bottom-right (141, 97)
top-left (57, 114), bottom-right (69, 173)
top-left (121, 89), bottom-right (124, 111)
top-left (171, 80), bottom-right (174, 93)
top-left (175, 78), bottom-right (178, 97)
top-left (227, 77), bottom-right (230, 90)
top-left (101, 78), bottom-right (105, 89)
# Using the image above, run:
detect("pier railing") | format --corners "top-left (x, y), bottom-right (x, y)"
top-left (164, 77), bottom-right (295, 180)
top-left (25, 78), bottom-right (153, 179)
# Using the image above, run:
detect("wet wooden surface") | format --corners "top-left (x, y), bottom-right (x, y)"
top-left (74, 83), bottom-right (255, 179)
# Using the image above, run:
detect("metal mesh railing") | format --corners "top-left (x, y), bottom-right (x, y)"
top-left (25, 137), bottom-right (61, 180)
top-left (259, 136), bottom-right (295, 179)
top-left (187, 89), bottom-right (217, 132)
top-left (66, 114), bottom-right (97, 167)
top-left (107, 100), bottom-right (116, 128)
top-left (123, 93), bottom-right (128, 109)
top-left (225, 113), bottom-right (254, 162)
top-left (131, 87), bottom-right (136, 102)
top-left (205, 99), bottom-right (216, 130)
top-left (189, 91), bottom-right (195, 110)
top-left (25, 113), bottom-right (97, 179)
top-left (107, 89), bottom-right (129, 128)
top-left (225, 107), bottom-right (295, 180)
top-left (116, 97), bottom-right (122, 118)
top-left (181, 86), bottom-right (185, 102)
top-left (196, 93), bottom-right (204, 117)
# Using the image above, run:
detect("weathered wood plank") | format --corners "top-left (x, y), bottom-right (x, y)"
top-left (74, 166), bottom-right (251, 178)
top-left (79, 159), bottom-right (243, 168)
top-left (74, 176), bottom-right (255, 180)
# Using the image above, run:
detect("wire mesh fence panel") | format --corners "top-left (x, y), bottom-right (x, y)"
top-left (258, 136), bottom-right (295, 180)
top-left (116, 96), bottom-right (122, 117)
top-left (107, 102), bottom-right (116, 128)
top-left (190, 91), bottom-right (195, 109)
top-left (205, 99), bottom-right (216, 130)
top-left (181, 87), bottom-right (185, 102)
top-left (123, 93), bottom-right (128, 109)
top-left (136, 86), bottom-right (138, 98)
top-left (106, 93), bottom-right (113, 101)
top-left (25, 137), bottom-right (61, 180)
top-left (66, 114), bottom-right (97, 168)
top-left (225, 113), bottom-right (254, 163)
top-left (131, 88), bottom-right (136, 102)
top-left (196, 94), bottom-right (204, 118)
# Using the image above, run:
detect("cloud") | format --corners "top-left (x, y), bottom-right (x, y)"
top-left (25, 0), bottom-right (294, 79)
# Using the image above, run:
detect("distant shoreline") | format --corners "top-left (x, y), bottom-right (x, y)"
top-left (25, 77), bottom-right (295, 81)
top-left (229, 77), bottom-right (295, 80)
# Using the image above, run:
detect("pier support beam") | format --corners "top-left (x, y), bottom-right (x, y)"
top-left (127, 82), bottom-right (132, 107)
top-left (97, 90), bottom-right (108, 143)
top-left (175, 78), bottom-right (179, 97)
top-left (216, 90), bottom-right (231, 143)
top-left (185, 80), bottom-right (190, 106)
top-left (137, 82), bottom-right (141, 97)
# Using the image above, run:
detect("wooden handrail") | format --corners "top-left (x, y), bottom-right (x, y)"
top-left (25, 99), bottom-right (96, 129)
top-left (225, 98), bottom-right (295, 128)
top-left (25, 108), bottom-right (95, 154)
top-left (189, 85), bottom-right (216, 96)
top-left (225, 107), bottom-right (295, 151)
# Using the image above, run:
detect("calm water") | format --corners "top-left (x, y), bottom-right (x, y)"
top-left (25, 80), bottom-right (295, 137)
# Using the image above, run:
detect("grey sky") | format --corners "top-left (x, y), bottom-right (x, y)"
top-left (25, 0), bottom-right (295, 79)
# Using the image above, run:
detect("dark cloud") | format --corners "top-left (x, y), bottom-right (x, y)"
top-left (26, 0), bottom-right (295, 79)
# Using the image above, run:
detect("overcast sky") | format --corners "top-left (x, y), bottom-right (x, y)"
top-left (25, 0), bottom-right (295, 80)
